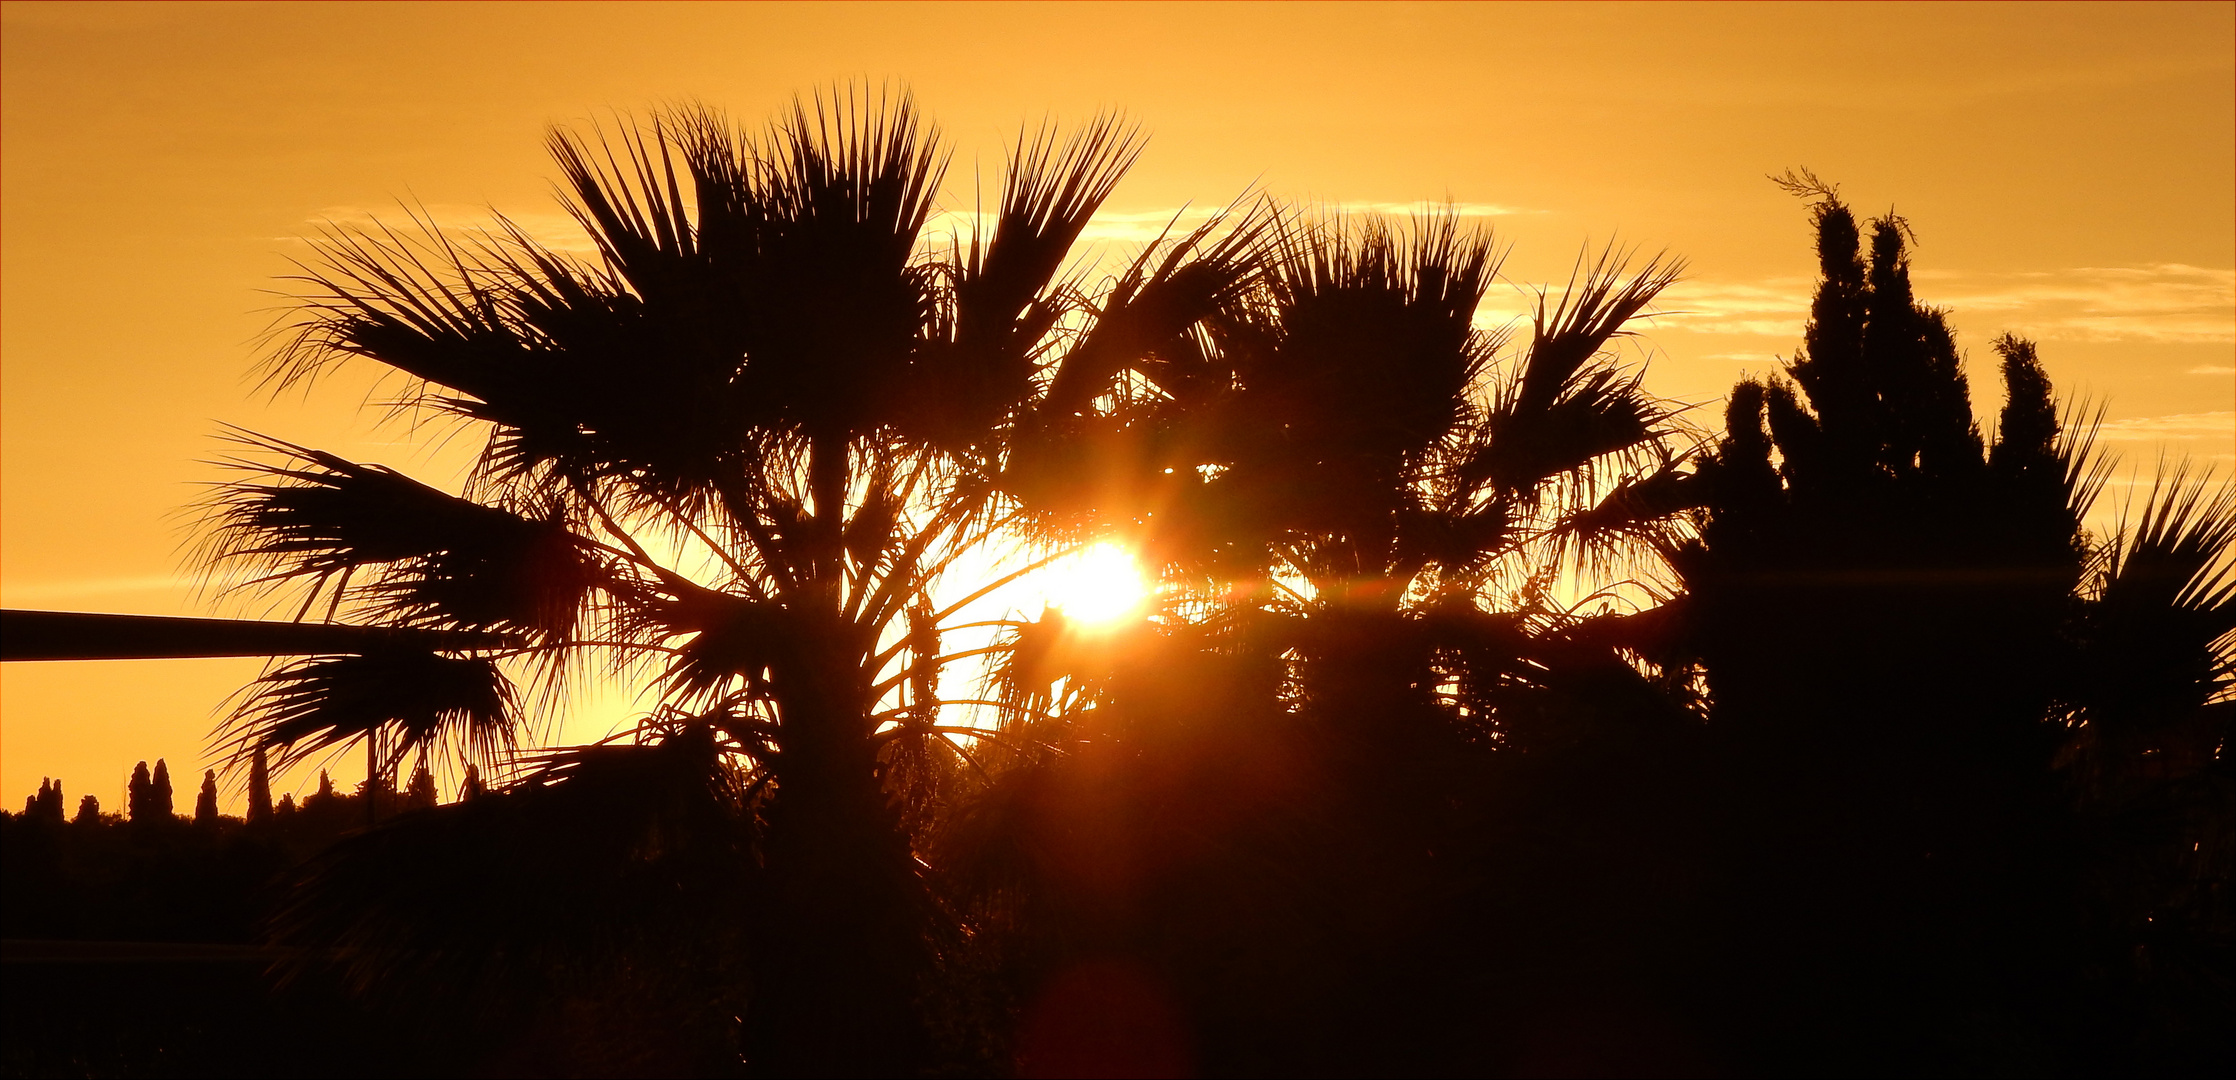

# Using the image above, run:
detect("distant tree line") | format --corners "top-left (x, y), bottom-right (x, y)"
top-left (0, 747), bottom-right (479, 1077)
top-left (14, 749), bottom-right (459, 832)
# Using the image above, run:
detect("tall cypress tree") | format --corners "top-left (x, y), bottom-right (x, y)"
top-left (150, 759), bottom-right (174, 820)
top-left (246, 747), bottom-right (274, 825)
top-left (127, 761), bottom-right (154, 823)
top-left (1672, 176), bottom-right (2182, 1072)
top-left (194, 770), bottom-right (221, 826)
top-left (28, 779), bottom-right (65, 824)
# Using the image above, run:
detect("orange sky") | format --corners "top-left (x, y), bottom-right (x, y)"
top-left (4, 1), bottom-right (2231, 812)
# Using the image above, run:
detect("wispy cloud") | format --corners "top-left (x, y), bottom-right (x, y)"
top-left (1631, 265), bottom-right (2234, 347)
top-left (1329, 201), bottom-right (1537, 218)
top-left (927, 200), bottom-right (1537, 246)
top-left (1620, 277), bottom-right (1812, 340)
top-left (2188, 365), bottom-right (2235, 375)
top-left (2091, 411), bottom-right (2235, 441)
top-left (1922, 265), bottom-right (2235, 344)
top-left (921, 206), bottom-right (1237, 246)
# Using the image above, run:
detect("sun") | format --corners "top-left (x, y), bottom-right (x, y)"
top-left (1035, 542), bottom-right (1152, 625)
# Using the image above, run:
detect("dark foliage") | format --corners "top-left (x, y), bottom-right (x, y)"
top-left (1671, 178), bottom-right (2233, 1074)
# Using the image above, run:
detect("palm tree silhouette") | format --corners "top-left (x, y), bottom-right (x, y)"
top-left (199, 90), bottom-right (1260, 1073)
top-left (996, 210), bottom-right (1695, 761)
top-left (949, 214), bottom-right (1706, 1073)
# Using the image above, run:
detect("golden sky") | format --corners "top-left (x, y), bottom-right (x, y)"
top-left (4, 0), bottom-right (2231, 811)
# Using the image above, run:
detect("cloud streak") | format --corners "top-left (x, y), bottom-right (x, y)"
top-left (934, 200), bottom-right (1537, 246)
top-left (1641, 265), bottom-right (2232, 346)
top-left (1925, 265), bottom-right (2235, 344)
top-left (2090, 411), bottom-right (2235, 441)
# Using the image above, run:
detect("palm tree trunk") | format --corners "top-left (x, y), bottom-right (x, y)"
top-left (745, 434), bottom-right (934, 1074)
top-left (751, 657), bottom-right (932, 1075)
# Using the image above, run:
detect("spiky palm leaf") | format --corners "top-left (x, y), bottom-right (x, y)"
top-left (225, 650), bottom-right (518, 775)
top-left (2072, 469), bottom-right (2236, 735)
top-left (1463, 250), bottom-right (1682, 499)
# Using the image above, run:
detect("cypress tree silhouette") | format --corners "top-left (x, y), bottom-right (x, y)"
top-left (1676, 172), bottom-right (2236, 1072)
top-left (308, 769), bottom-right (337, 813)
top-left (127, 761), bottom-right (155, 823)
top-left (28, 779), bottom-right (66, 824)
top-left (194, 769), bottom-right (221, 826)
top-left (246, 746), bottom-right (273, 824)
top-left (73, 793), bottom-right (100, 825)
top-left (150, 759), bottom-right (174, 820)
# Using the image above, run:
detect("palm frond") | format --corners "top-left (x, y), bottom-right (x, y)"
top-left (221, 649), bottom-right (519, 775)
top-left (1544, 458), bottom-right (1698, 583)
top-left (199, 431), bottom-right (609, 643)
top-left (549, 114), bottom-right (700, 297)
top-left (726, 87), bottom-right (949, 438)
top-left (1463, 248), bottom-right (1682, 498)
top-left (1251, 209), bottom-right (1502, 461)
top-left (960, 115), bottom-right (1142, 351)
top-left (900, 116), bottom-right (1144, 452)
top-left (653, 588), bottom-right (796, 705)
top-left (2070, 466), bottom-right (2236, 735)
top-left (2103, 467), bottom-right (2236, 622)
top-left (266, 204), bottom-right (537, 399)
top-left (1037, 201), bottom-right (1272, 418)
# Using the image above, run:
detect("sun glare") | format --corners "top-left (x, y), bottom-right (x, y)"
top-left (1036, 542), bottom-right (1152, 625)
